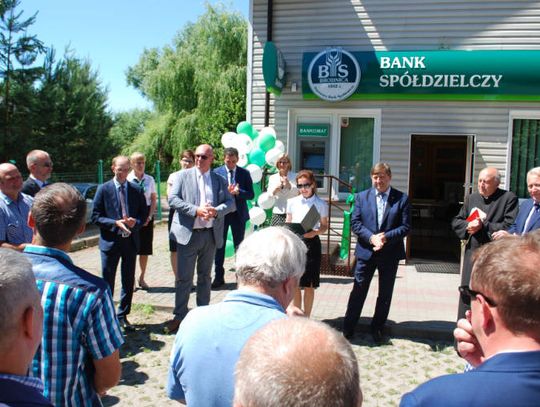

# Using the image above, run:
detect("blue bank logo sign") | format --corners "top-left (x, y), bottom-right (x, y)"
top-left (307, 48), bottom-right (361, 102)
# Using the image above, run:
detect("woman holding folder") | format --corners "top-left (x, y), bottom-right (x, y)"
top-left (286, 170), bottom-right (328, 317)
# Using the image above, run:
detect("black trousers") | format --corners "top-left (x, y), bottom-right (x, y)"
top-left (343, 254), bottom-right (399, 332)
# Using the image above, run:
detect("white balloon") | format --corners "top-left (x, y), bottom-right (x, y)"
top-left (249, 206), bottom-right (266, 226)
top-left (233, 133), bottom-right (253, 155)
top-left (257, 192), bottom-right (276, 210)
top-left (238, 153), bottom-right (248, 167)
top-left (265, 148), bottom-right (282, 167)
top-left (274, 140), bottom-right (285, 153)
top-left (221, 132), bottom-right (237, 148)
top-left (259, 126), bottom-right (277, 139)
top-left (246, 164), bottom-right (263, 183)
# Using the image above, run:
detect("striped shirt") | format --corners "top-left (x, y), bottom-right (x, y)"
top-left (24, 245), bottom-right (124, 407)
top-left (0, 191), bottom-right (33, 244)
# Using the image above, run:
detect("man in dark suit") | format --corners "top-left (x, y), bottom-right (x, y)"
top-left (21, 150), bottom-right (53, 197)
top-left (451, 167), bottom-right (518, 318)
top-left (92, 155), bottom-right (147, 331)
top-left (401, 232), bottom-right (540, 406)
top-left (493, 166), bottom-right (540, 239)
top-left (166, 144), bottom-right (235, 333)
top-left (343, 162), bottom-right (411, 343)
top-left (212, 147), bottom-right (254, 288)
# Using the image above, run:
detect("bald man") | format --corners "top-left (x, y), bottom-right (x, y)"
top-left (451, 167), bottom-right (518, 318)
top-left (22, 150), bottom-right (53, 197)
top-left (0, 163), bottom-right (33, 251)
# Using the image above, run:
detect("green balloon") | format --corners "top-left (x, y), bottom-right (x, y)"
top-left (236, 121), bottom-right (253, 136)
top-left (250, 129), bottom-right (259, 140)
top-left (225, 239), bottom-right (235, 258)
top-left (257, 133), bottom-right (276, 152)
top-left (245, 220), bottom-right (252, 232)
top-left (248, 148), bottom-right (266, 167)
top-left (247, 200), bottom-right (254, 210)
top-left (226, 227), bottom-right (233, 242)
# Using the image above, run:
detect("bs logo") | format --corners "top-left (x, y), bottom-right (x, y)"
top-left (307, 48), bottom-right (360, 102)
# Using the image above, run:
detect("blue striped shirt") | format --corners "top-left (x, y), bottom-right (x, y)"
top-left (0, 191), bottom-right (33, 244)
top-left (24, 245), bottom-right (124, 407)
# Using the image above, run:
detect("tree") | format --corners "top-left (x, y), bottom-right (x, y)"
top-left (0, 0), bottom-right (45, 161)
top-left (124, 4), bottom-right (247, 170)
top-left (32, 48), bottom-right (114, 173)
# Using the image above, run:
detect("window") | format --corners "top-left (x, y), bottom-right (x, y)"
top-left (510, 119), bottom-right (540, 198)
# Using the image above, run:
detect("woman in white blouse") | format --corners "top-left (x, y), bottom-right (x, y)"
top-left (286, 169), bottom-right (328, 317)
top-left (267, 153), bottom-right (298, 225)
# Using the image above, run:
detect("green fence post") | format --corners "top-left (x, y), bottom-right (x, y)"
top-left (97, 160), bottom-right (104, 184)
top-left (155, 160), bottom-right (162, 220)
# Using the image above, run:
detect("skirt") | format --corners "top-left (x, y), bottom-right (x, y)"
top-left (138, 208), bottom-right (154, 255)
top-left (168, 209), bottom-right (177, 252)
top-left (299, 235), bottom-right (321, 288)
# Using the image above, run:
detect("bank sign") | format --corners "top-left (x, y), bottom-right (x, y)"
top-left (302, 49), bottom-right (540, 101)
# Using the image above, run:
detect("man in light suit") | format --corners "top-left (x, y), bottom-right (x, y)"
top-left (493, 166), bottom-right (540, 239)
top-left (401, 231), bottom-right (540, 406)
top-left (22, 150), bottom-right (53, 197)
top-left (92, 155), bottom-right (147, 331)
top-left (212, 147), bottom-right (254, 288)
top-left (166, 144), bottom-right (235, 333)
top-left (343, 162), bottom-right (411, 343)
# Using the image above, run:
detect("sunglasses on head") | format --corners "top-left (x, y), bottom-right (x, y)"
top-left (458, 285), bottom-right (497, 307)
top-left (297, 183), bottom-right (312, 189)
top-left (195, 154), bottom-right (209, 160)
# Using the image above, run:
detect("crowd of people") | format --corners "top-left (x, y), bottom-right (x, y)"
top-left (0, 144), bottom-right (539, 406)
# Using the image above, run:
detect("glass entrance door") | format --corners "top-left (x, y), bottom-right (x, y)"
top-left (338, 117), bottom-right (374, 194)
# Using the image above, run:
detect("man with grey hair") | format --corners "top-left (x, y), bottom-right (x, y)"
top-left (0, 248), bottom-right (52, 406)
top-left (22, 149), bottom-right (53, 197)
top-left (25, 183), bottom-right (124, 406)
top-left (451, 167), bottom-right (518, 318)
top-left (234, 317), bottom-right (362, 407)
top-left (167, 226), bottom-right (307, 407)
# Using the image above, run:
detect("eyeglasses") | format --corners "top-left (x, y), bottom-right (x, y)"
top-left (277, 160), bottom-right (289, 165)
top-left (458, 285), bottom-right (497, 307)
top-left (297, 183), bottom-right (311, 189)
top-left (41, 162), bottom-right (53, 168)
top-left (181, 158), bottom-right (194, 164)
top-left (195, 154), bottom-right (209, 160)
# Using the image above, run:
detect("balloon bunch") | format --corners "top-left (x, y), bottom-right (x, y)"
top-left (221, 121), bottom-right (284, 257)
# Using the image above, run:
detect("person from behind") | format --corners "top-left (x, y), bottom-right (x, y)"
top-left (400, 231), bottom-right (540, 406)
top-left (166, 226), bottom-right (307, 406)
top-left (127, 152), bottom-right (157, 290)
top-left (21, 150), bottom-right (53, 197)
top-left (0, 163), bottom-right (33, 251)
top-left (0, 248), bottom-right (52, 407)
top-left (167, 149), bottom-right (195, 279)
top-left (492, 166), bottom-right (540, 238)
top-left (234, 317), bottom-right (362, 407)
top-left (25, 183), bottom-right (123, 406)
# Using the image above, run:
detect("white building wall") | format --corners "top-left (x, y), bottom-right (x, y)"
top-left (248, 0), bottom-right (540, 191)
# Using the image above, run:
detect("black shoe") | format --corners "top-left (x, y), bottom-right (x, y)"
top-left (119, 317), bottom-right (135, 332)
top-left (211, 279), bottom-right (225, 289)
top-left (165, 318), bottom-right (181, 334)
top-left (371, 327), bottom-right (383, 344)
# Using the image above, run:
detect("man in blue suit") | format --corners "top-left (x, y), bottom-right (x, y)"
top-left (401, 232), bottom-right (540, 407)
top-left (212, 147), bottom-right (254, 288)
top-left (493, 167), bottom-right (540, 239)
top-left (166, 144), bottom-right (235, 333)
top-left (92, 155), bottom-right (147, 331)
top-left (343, 162), bottom-right (411, 343)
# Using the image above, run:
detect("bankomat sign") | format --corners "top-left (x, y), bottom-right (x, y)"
top-left (302, 50), bottom-right (540, 101)
top-left (306, 48), bottom-right (361, 102)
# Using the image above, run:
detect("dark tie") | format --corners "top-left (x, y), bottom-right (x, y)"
top-left (524, 203), bottom-right (540, 233)
top-left (229, 169), bottom-right (235, 185)
top-left (377, 192), bottom-right (386, 228)
top-left (119, 184), bottom-right (128, 218)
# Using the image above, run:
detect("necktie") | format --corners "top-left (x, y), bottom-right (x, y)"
top-left (119, 184), bottom-right (128, 218)
top-left (228, 169), bottom-right (235, 186)
top-left (377, 192), bottom-right (386, 228)
top-left (523, 203), bottom-right (540, 233)
top-left (198, 174), bottom-right (209, 227)
top-left (138, 178), bottom-right (145, 193)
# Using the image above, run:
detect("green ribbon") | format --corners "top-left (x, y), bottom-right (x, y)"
top-left (340, 190), bottom-right (356, 259)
